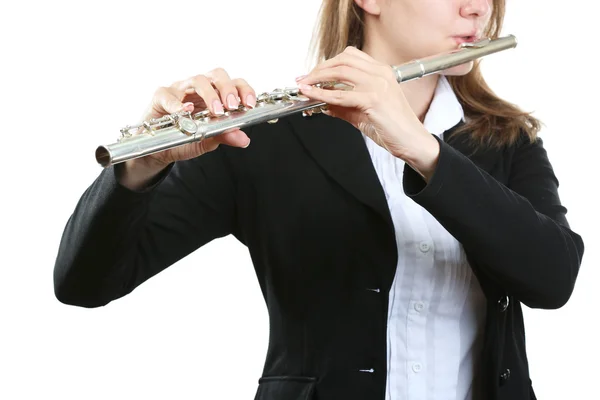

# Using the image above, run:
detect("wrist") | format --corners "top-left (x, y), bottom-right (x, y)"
top-left (395, 132), bottom-right (440, 182)
top-left (118, 158), bottom-right (168, 191)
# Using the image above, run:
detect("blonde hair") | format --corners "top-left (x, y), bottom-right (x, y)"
top-left (306, 0), bottom-right (540, 149)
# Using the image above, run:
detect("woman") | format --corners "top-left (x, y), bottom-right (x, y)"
top-left (53, 1), bottom-right (584, 399)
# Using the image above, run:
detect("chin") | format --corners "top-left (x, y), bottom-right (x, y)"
top-left (440, 61), bottom-right (474, 77)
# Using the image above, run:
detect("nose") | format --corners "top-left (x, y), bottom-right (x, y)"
top-left (460, 0), bottom-right (491, 18)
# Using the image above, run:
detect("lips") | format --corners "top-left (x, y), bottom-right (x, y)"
top-left (454, 35), bottom-right (478, 44)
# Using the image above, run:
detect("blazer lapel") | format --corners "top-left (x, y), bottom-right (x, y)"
top-left (285, 114), bottom-right (497, 233)
top-left (443, 120), bottom-right (501, 173)
top-left (285, 112), bottom-right (395, 233)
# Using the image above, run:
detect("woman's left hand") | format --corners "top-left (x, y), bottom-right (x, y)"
top-left (296, 46), bottom-right (440, 179)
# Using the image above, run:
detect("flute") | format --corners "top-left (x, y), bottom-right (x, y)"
top-left (95, 35), bottom-right (517, 167)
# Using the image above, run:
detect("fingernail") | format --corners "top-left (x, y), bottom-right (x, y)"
top-left (243, 139), bottom-right (251, 148)
top-left (180, 102), bottom-right (194, 112)
top-left (298, 83), bottom-right (312, 91)
top-left (295, 74), bottom-right (307, 81)
top-left (212, 99), bottom-right (224, 115)
top-left (227, 93), bottom-right (238, 110)
top-left (246, 94), bottom-right (256, 109)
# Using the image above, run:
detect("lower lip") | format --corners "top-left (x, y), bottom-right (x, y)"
top-left (454, 36), bottom-right (476, 44)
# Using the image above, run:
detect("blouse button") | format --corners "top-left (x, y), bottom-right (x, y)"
top-left (419, 241), bottom-right (431, 253)
top-left (498, 295), bottom-right (510, 312)
top-left (499, 368), bottom-right (511, 385)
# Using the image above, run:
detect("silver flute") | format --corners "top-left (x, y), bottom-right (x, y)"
top-left (95, 35), bottom-right (517, 167)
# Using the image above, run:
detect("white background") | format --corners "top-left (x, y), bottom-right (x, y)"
top-left (1, 0), bottom-right (598, 399)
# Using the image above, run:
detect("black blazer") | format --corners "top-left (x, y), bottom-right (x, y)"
top-left (54, 111), bottom-right (585, 400)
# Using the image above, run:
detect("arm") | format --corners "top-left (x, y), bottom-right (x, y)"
top-left (53, 146), bottom-right (239, 308)
top-left (402, 134), bottom-right (584, 309)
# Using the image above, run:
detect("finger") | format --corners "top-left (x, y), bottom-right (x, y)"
top-left (231, 78), bottom-right (257, 109)
top-left (153, 86), bottom-right (190, 115)
top-left (299, 64), bottom-right (370, 91)
top-left (343, 47), bottom-right (394, 80)
top-left (173, 74), bottom-right (225, 116)
top-left (201, 130), bottom-right (251, 151)
top-left (299, 52), bottom-right (378, 86)
top-left (214, 129), bottom-right (251, 147)
top-left (298, 81), bottom-right (367, 109)
top-left (342, 46), bottom-right (375, 62)
top-left (205, 68), bottom-right (240, 111)
top-left (172, 77), bottom-right (217, 97)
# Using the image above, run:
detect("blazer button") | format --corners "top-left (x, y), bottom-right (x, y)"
top-left (498, 295), bottom-right (510, 312)
top-left (499, 368), bottom-right (511, 386)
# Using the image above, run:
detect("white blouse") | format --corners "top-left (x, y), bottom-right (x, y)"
top-left (361, 75), bottom-right (488, 400)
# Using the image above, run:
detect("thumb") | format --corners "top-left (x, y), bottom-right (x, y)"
top-left (213, 129), bottom-right (251, 148)
top-left (198, 137), bottom-right (221, 155)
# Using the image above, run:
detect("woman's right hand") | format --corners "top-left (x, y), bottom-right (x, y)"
top-left (119, 68), bottom-right (256, 189)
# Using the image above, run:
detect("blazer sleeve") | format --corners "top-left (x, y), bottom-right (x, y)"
top-left (53, 146), bottom-right (239, 308)
top-left (402, 134), bottom-right (584, 310)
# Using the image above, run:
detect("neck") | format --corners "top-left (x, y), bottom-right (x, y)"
top-left (398, 75), bottom-right (439, 123)
top-left (361, 36), bottom-right (439, 122)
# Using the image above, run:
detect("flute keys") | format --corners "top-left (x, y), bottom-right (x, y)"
top-left (177, 117), bottom-right (198, 136)
top-left (118, 125), bottom-right (134, 141)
